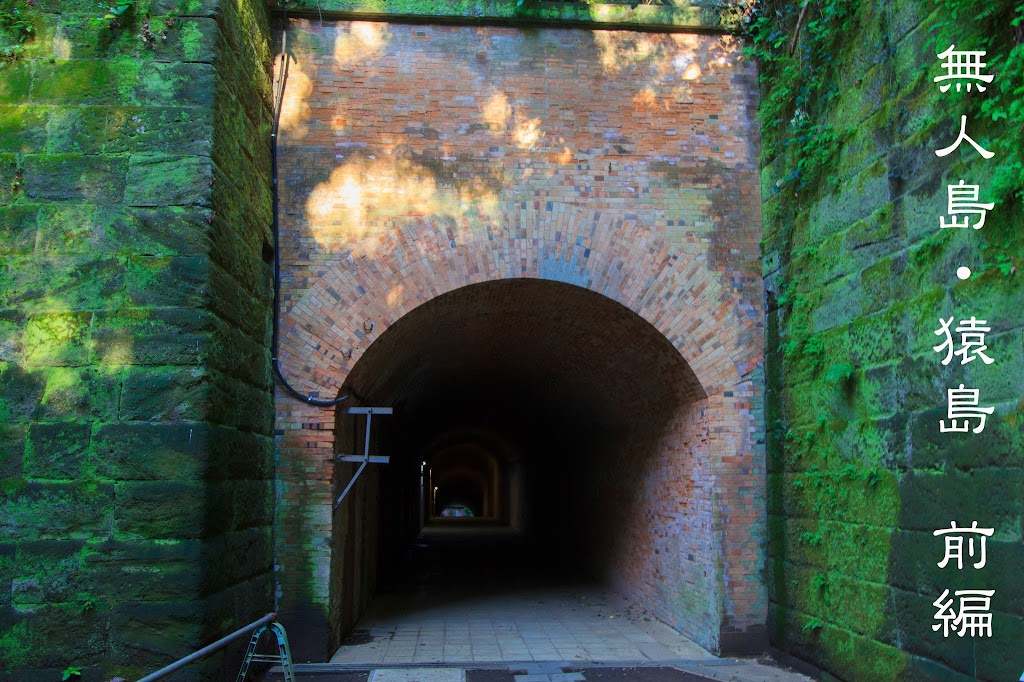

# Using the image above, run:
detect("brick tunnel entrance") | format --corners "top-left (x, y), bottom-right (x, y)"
top-left (327, 279), bottom-right (716, 662)
top-left (272, 18), bottom-right (768, 664)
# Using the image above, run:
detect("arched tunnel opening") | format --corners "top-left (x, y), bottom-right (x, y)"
top-left (328, 278), bottom-right (717, 659)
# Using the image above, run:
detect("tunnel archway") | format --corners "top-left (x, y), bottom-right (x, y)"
top-left (328, 279), bottom-right (723, 653)
top-left (273, 20), bottom-right (767, 661)
top-left (428, 443), bottom-right (502, 519)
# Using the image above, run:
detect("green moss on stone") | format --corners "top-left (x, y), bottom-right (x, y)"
top-left (0, 621), bottom-right (32, 668)
top-left (24, 312), bottom-right (93, 366)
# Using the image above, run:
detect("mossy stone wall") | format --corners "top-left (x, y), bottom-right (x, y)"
top-left (0, 0), bottom-right (274, 677)
top-left (276, 0), bottom-right (731, 31)
top-left (756, 1), bottom-right (1024, 680)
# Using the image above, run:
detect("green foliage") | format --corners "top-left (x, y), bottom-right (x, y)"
top-left (823, 362), bottom-right (855, 386)
top-left (91, 2), bottom-right (134, 28)
top-left (801, 616), bottom-right (824, 632)
top-left (9, 167), bottom-right (23, 194)
top-left (800, 530), bottom-right (823, 546)
top-left (89, 0), bottom-right (177, 49)
top-left (0, 0), bottom-right (34, 63)
top-left (744, 0), bottom-right (855, 186)
top-left (62, 667), bottom-right (83, 681)
top-left (0, 0), bottom-right (34, 42)
top-left (983, 252), bottom-right (1017, 277)
top-left (0, 622), bottom-right (31, 668)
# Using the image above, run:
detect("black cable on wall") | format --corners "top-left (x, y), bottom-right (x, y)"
top-left (270, 1), bottom-right (351, 407)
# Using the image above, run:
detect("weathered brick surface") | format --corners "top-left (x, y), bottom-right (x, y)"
top-left (274, 19), bottom-right (765, 656)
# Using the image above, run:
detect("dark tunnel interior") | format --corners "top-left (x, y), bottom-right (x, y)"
top-left (328, 279), bottom-right (714, 648)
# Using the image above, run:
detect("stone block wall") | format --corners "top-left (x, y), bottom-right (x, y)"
top-left (0, 0), bottom-right (274, 676)
top-left (758, 0), bottom-right (1024, 679)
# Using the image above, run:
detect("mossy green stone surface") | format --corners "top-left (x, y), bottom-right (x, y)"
top-left (0, 0), bottom-right (275, 677)
top-left (752, 0), bottom-right (1024, 679)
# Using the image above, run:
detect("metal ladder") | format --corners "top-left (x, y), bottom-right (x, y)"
top-left (235, 621), bottom-right (296, 682)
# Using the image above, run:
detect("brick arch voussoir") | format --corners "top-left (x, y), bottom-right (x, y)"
top-left (277, 202), bottom-right (752, 400)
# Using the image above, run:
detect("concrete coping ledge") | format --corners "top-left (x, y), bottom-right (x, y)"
top-left (271, 1), bottom-right (734, 33)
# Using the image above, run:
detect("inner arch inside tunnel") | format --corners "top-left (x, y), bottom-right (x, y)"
top-left (327, 278), bottom-right (724, 655)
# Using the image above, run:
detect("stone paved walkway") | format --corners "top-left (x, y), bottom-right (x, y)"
top-left (329, 583), bottom-right (711, 665)
top-left (314, 527), bottom-right (813, 682)
top-left (286, 664), bottom-right (813, 682)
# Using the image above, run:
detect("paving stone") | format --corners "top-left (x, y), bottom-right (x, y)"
top-left (370, 668), bottom-right (465, 682)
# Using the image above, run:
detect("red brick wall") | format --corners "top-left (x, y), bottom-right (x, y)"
top-left (584, 397), bottom-right (717, 645)
top-left (274, 19), bottom-right (765, 657)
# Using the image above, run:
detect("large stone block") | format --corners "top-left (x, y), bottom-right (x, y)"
top-left (893, 587), bottom-right (975, 676)
top-left (0, 482), bottom-right (113, 542)
top-left (10, 539), bottom-right (86, 606)
top-left (125, 255), bottom-right (210, 308)
top-left (950, 272), bottom-right (1024, 336)
top-left (889, 529), bottom-right (1021, 617)
top-left (24, 422), bottom-right (90, 480)
top-left (44, 107), bottom-right (107, 155)
top-left (22, 154), bottom-right (128, 202)
top-left (36, 203), bottom-right (96, 254)
top-left (0, 544), bottom-right (13, 606)
top-left (0, 105), bottom-right (47, 153)
top-left (91, 308), bottom-right (212, 367)
top-left (207, 371), bottom-right (273, 432)
top-left (909, 404), bottom-right (1023, 472)
top-left (0, 64), bottom-right (31, 105)
top-left (159, 17), bottom-right (220, 64)
top-left (113, 480), bottom-right (206, 539)
top-left (202, 526), bottom-right (272, 593)
top-left (0, 364), bottom-right (44, 422)
top-left (33, 367), bottom-right (121, 422)
top-left (207, 260), bottom-right (273, 343)
top-left (4, 603), bottom-right (108, 669)
top-left (204, 480), bottom-right (273, 534)
top-left (23, 312), bottom-right (93, 366)
top-left (964, 335), bottom-right (1024, 404)
top-left (0, 255), bottom-right (128, 313)
top-left (209, 317), bottom-right (271, 389)
top-left (32, 60), bottom-right (137, 106)
top-left (93, 422), bottom-right (209, 481)
top-left (847, 635), bottom-right (909, 682)
top-left (0, 309), bottom-right (26, 365)
top-left (152, 0), bottom-right (220, 19)
top-left (81, 538), bottom-right (204, 603)
top-left (125, 154), bottom-right (214, 207)
top-left (103, 105), bottom-right (215, 156)
top-left (120, 367), bottom-right (210, 422)
top-left (206, 425), bottom-right (274, 481)
top-left (0, 424), bottom-right (24, 480)
top-left (893, 355), bottom-right (949, 415)
top-left (135, 62), bottom-right (216, 106)
top-left (973, 611), bottom-right (1024, 681)
top-left (109, 600), bottom-right (206, 673)
top-left (898, 468), bottom-right (1023, 535)
top-left (0, 205), bottom-right (39, 256)
top-left (94, 205), bottom-right (213, 257)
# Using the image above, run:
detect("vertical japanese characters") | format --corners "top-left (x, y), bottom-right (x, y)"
top-left (929, 45), bottom-right (999, 639)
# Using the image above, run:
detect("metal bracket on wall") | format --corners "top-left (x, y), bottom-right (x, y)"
top-left (334, 406), bottom-right (393, 509)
